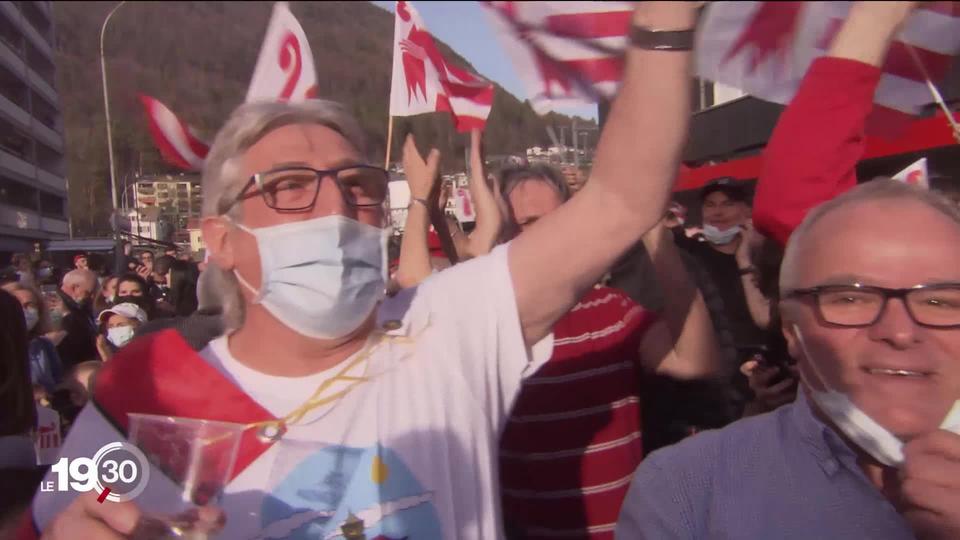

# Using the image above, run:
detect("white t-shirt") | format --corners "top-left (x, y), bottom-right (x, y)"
top-left (34, 243), bottom-right (553, 540)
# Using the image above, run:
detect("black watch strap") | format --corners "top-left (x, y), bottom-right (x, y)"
top-left (629, 25), bottom-right (695, 51)
top-left (738, 266), bottom-right (757, 276)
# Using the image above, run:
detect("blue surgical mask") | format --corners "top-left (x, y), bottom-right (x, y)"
top-left (702, 224), bottom-right (742, 245)
top-left (231, 215), bottom-right (388, 340)
top-left (795, 325), bottom-right (960, 467)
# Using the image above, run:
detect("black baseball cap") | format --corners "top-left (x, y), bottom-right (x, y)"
top-left (700, 177), bottom-right (749, 203)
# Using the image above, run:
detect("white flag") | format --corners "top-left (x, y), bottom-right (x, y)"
top-left (246, 2), bottom-right (318, 103)
top-left (389, 1), bottom-right (494, 132)
top-left (892, 157), bottom-right (929, 189)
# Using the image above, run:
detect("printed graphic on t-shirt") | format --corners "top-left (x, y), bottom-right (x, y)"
top-left (254, 442), bottom-right (441, 539)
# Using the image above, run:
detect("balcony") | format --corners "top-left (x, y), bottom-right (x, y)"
top-left (35, 166), bottom-right (63, 191)
top-left (39, 215), bottom-right (67, 235)
top-left (17, 8), bottom-right (52, 60)
top-left (0, 146), bottom-right (35, 178)
top-left (0, 201), bottom-right (39, 230)
top-left (26, 66), bottom-right (55, 105)
top-left (0, 36), bottom-right (24, 73)
top-left (29, 117), bottom-right (61, 150)
top-left (0, 91), bottom-right (30, 128)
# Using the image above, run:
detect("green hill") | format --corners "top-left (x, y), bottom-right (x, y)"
top-left (52, 1), bottom-right (596, 236)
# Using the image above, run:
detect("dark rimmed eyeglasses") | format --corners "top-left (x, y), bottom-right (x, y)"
top-left (227, 164), bottom-right (389, 212)
top-left (784, 283), bottom-right (960, 328)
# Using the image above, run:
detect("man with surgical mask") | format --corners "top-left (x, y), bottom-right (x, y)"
top-left (617, 178), bottom-right (960, 539)
top-left (673, 178), bottom-right (770, 357)
top-left (24, 3), bottom-right (701, 538)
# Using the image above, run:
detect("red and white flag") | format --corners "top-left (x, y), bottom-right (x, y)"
top-left (696, 2), bottom-right (960, 133)
top-left (892, 157), bottom-right (929, 188)
top-left (139, 95), bottom-right (210, 171)
top-left (482, 1), bottom-right (960, 128)
top-left (246, 2), bottom-right (319, 103)
top-left (480, 1), bottom-right (631, 113)
top-left (389, 1), bottom-right (494, 132)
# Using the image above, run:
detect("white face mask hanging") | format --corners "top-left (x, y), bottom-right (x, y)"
top-left (794, 324), bottom-right (960, 467)
top-left (702, 224), bottom-right (742, 245)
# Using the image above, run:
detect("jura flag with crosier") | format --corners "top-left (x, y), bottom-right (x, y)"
top-left (892, 157), bottom-right (929, 189)
top-left (246, 2), bottom-right (319, 103)
top-left (697, 2), bottom-right (960, 134)
top-left (139, 95), bottom-right (210, 171)
top-left (389, 1), bottom-right (494, 132)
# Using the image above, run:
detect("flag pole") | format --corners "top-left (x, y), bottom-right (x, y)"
top-left (384, 116), bottom-right (395, 169)
top-left (906, 44), bottom-right (960, 144)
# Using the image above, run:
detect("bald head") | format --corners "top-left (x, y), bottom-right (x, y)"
top-left (780, 179), bottom-right (960, 294)
top-left (61, 269), bottom-right (98, 305)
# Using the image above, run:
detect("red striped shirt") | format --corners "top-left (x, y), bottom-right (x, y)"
top-left (500, 287), bottom-right (656, 539)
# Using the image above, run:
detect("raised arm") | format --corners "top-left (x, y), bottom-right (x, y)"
top-left (639, 221), bottom-right (722, 379)
top-left (459, 129), bottom-right (503, 259)
top-left (753, 2), bottom-right (916, 247)
top-left (509, 2), bottom-right (698, 346)
top-left (393, 136), bottom-right (441, 290)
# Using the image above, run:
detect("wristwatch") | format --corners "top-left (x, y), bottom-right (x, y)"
top-left (738, 266), bottom-right (757, 276)
top-left (629, 25), bottom-right (695, 51)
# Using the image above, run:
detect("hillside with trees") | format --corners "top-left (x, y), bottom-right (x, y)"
top-left (52, 1), bottom-right (595, 236)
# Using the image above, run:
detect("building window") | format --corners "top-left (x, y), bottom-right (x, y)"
top-left (0, 116), bottom-right (33, 160)
top-left (0, 10), bottom-right (22, 53)
top-left (0, 62), bottom-right (29, 110)
top-left (39, 191), bottom-right (64, 218)
top-left (35, 140), bottom-right (61, 175)
top-left (0, 175), bottom-right (38, 211)
top-left (31, 91), bottom-right (59, 130)
top-left (18, 1), bottom-right (51, 42)
top-left (25, 41), bottom-right (55, 88)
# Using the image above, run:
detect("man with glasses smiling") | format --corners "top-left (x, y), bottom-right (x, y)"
top-left (618, 178), bottom-right (960, 539)
top-left (25, 3), bottom-right (701, 539)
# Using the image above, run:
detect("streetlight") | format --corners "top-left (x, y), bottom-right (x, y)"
top-left (100, 0), bottom-right (126, 274)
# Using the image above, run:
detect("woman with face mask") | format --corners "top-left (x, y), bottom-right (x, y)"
top-left (95, 302), bottom-right (148, 361)
top-left (1, 282), bottom-right (65, 398)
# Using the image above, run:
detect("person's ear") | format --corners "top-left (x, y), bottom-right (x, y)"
top-left (780, 301), bottom-right (801, 361)
top-left (201, 217), bottom-right (236, 271)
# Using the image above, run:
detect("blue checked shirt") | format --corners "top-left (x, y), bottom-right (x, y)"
top-left (616, 392), bottom-right (917, 539)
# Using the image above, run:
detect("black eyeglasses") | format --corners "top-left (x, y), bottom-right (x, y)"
top-left (785, 283), bottom-right (960, 328)
top-left (229, 164), bottom-right (389, 212)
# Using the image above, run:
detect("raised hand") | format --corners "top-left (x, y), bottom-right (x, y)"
top-left (401, 134), bottom-right (441, 200)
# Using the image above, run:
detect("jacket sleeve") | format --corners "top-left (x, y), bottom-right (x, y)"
top-left (753, 57), bottom-right (882, 248)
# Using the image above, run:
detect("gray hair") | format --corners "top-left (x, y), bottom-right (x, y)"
top-left (780, 178), bottom-right (960, 294)
top-left (62, 269), bottom-right (97, 290)
top-left (200, 100), bottom-right (368, 331)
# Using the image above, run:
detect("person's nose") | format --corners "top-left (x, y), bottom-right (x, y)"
top-left (310, 174), bottom-right (356, 220)
top-left (867, 297), bottom-right (921, 350)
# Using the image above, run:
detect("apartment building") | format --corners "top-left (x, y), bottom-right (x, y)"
top-left (0, 1), bottom-right (68, 260)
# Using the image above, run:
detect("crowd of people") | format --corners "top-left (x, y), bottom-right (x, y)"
top-left (0, 244), bottom-right (203, 476)
top-left (1, 1), bottom-right (959, 539)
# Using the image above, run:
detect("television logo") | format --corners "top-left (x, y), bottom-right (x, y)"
top-left (41, 442), bottom-right (150, 503)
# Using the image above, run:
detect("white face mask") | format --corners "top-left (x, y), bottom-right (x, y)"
top-left (231, 215), bottom-right (388, 340)
top-left (794, 324), bottom-right (960, 467)
top-left (702, 224), bottom-right (742, 245)
top-left (24, 307), bottom-right (39, 331)
top-left (36, 267), bottom-right (53, 280)
top-left (107, 325), bottom-right (136, 348)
